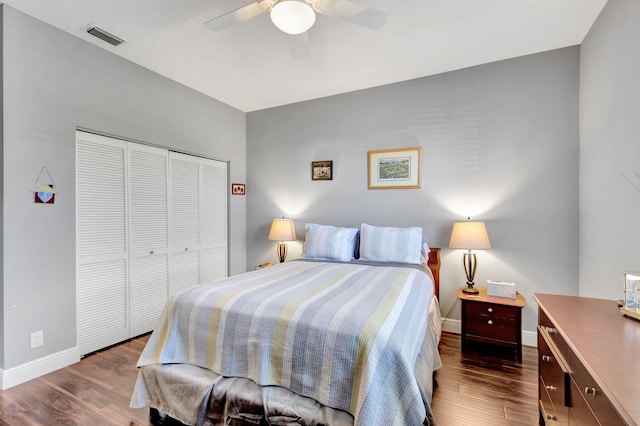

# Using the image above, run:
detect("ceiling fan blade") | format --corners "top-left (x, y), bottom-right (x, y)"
top-left (321, 0), bottom-right (387, 31)
top-left (288, 33), bottom-right (310, 60)
top-left (205, 1), bottom-right (270, 32)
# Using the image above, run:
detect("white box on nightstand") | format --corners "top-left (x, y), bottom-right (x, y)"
top-left (486, 280), bottom-right (516, 298)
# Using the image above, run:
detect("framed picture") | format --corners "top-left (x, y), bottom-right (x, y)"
top-left (312, 161), bottom-right (333, 181)
top-left (367, 147), bottom-right (422, 189)
top-left (623, 272), bottom-right (640, 313)
top-left (231, 183), bottom-right (245, 195)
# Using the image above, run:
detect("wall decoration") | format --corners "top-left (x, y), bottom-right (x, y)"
top-left (312, 161), bottom-right (333, 181)
top-left (32, 166), bottom-right (57, 204)
top-left (231, 183), bottom-right (246, 195)
top-left (367, 147), bottom-right (422, 189)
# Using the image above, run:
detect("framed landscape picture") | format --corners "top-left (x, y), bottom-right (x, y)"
top-left (312, 161), bottom-right (333, 181)
top-left (367, 147), bottom-right (422, 189)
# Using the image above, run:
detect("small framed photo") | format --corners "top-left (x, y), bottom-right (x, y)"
top-left (231, 183), bottom-right (245, 195)
top-left (623, 272), bottom-right (640, 311)
top-left (312, 161), bottom-right (333, 181)
top-left (368, 147), bottom-right (422, 189)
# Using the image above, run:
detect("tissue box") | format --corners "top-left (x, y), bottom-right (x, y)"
top-left (487, 280), bottom-right (516, 298)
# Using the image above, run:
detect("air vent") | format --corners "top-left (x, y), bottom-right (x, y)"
top-left (86, 26), bottom-right (124, 46)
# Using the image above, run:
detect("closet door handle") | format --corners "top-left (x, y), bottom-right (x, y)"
top-left (585, 387), bottom-right (597, 396)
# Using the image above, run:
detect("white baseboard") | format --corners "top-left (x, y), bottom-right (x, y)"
top-left (441, 317), bottom-right (537, 348)
top-left (522, 330), bottom-right (537, 347)
top-left (441, 317), bottom-right (462, 334)
top-left (0, 347), bottom-right (80, 390)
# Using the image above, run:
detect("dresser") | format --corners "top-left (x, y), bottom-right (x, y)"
top-left (534, 293), bottom-right (640, 425)
top-left (458, 287), bottom-right (526, 362)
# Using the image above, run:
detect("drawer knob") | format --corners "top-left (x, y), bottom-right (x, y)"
top-left (541, 355), bottom-right (553, 362)
top-left (487, 320), bottom-right (493, 325)
top-left (585, 387), bottom-right (597, 396)
top-left (150, 250), bottom-right (155, 255)
top-left (546, 385), bottom-right (557, 391)
top-left (545, 326), bottom-right (557, 334)
top-left (487, 307), bottom-right (493, 313)
top-left (546, 413), bottom-right (557, 421)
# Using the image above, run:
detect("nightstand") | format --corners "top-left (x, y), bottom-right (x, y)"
top-left (457, 286), bottom-right (526, 362)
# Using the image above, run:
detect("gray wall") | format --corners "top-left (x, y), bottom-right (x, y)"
top-left (1, 5), bottom-right (246, 369)
top-left (247, 47), bottom-right (580, 335)
top-left (579, 0), bottom-right (640, 299)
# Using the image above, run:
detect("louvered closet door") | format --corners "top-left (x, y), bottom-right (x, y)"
top-left (129, 144), bottom-right (169, 336)
top-left (201, 159), bottom-right (227, 282)
top-left (169, 153), bottom-right (227, 294)
top-left (169, 152), bottom-right (202, 296)
top-left (76, 132), bottom-right (129, 355)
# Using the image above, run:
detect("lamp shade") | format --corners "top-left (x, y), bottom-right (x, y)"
top-left (449, 221), bottom-right (491, 250)
top-left (268, 218), bottom-right (297, 241)
top-left (270, 0), bottom-right (316, 35)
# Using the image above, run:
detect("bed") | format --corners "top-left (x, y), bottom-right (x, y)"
top-left (131, 223), bottom-right (442, 426)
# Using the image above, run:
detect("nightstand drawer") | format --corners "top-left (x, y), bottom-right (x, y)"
top-left (458, 287), bottom-right (525, 362)
top-left (465, 301), bottom-right (518, 319)
top-left (466, 316), bottom-right (517, 342)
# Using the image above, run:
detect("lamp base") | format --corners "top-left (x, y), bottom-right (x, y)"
top-left (462, 252), bottom-right (479, 294)
top-left (276, 242), bottom-right (288, 263)
top-left (462, 285), bottom-right (479, 294)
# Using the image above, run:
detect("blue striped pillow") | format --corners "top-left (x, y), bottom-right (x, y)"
top-left (359, 223), bottom-right (423, 264)
top-left (301, 223), bottom-right (359, 262)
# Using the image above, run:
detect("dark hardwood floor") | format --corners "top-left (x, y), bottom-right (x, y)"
top-left (432, 332), bottom-right (539, 425)
top-left (0, 332), bottom-right (538, 425)
top-left (0, 335), bottom-right (153, 426)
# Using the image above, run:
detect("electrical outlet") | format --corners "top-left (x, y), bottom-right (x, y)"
top-left (31, 330), bottom-right (44, 349)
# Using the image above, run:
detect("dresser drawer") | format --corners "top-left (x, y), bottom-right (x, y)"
top-left (538, 309), bottom-right (568, 359)
top-left (566, 348), bottom-right (626, 425)
top-left (465, 301), bottom-right (518, 319)
top-left (466, 316), bottom-right (517, 342)
top-left (539, 378), bottom-right (569, 425)
top-left (538, 327), bottom-right (569, 412)
top-left (568, 378), bottom-right (599, 426)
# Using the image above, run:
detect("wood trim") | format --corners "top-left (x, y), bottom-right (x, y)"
top-left (428, 247), bottom-right (440, 300)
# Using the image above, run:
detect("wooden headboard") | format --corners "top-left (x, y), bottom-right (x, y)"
top-left (427, 247), bottom-right (441, 300)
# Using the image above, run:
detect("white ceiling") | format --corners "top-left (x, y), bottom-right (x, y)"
top-left (4, 0), bottom-right (608, 112)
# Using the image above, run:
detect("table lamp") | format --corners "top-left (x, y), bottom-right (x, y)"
top-left (449, 220), bottom-right (491, 294)
top-left (268, 218), bottom-right (297, 263)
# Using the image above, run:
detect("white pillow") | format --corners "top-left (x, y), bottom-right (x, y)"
top-left (359, 223), bottom-right (423, 264)
top-left (420, 237), bottom-right (431, 264)
top-left (301, 223), bottom-right (359, 262)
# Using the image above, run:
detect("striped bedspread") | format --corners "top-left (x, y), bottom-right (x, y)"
top-left (137, 260), bottom-right (440, 426)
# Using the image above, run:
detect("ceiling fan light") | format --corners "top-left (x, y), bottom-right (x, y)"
top-left (270, 0), bottom-right (316, 35)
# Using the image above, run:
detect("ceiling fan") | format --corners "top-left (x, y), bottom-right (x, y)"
top-left (205, 0), bottom-right (387, 58)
